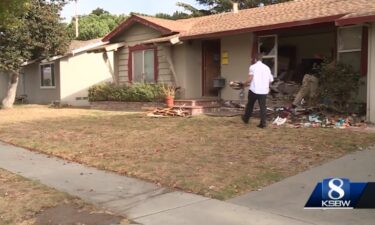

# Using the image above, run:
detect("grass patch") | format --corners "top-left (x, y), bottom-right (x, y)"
top-left (1, 106), bottom-right (375, 200)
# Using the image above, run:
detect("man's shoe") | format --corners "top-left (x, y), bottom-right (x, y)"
top-left (257, 124), bottom-right (266, 129)
top-left (241, 115), bottom-right (249, 124)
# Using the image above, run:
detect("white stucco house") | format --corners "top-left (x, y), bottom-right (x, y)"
top-left (1, 38), bottom-right (119, 106)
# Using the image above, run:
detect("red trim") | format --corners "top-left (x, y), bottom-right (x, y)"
top-left (335, 15), bottom-right (375, 26)
top-left (128, 48), bottom-right (133, 83)
top-left (128, 44), bottom-right (159, 83)
top-left (180, 15), bottom-right (345, 40)
top-left (201, 41), bottom-right (205, 96)
top-left (103, 15), bottom-right (174, 42)
top-left (255, 22), bottom-right (335, 36)
top-left (361, 26), bottom-right (369, 76)
top-left (333, 27), bottom-right (338, 61)
top-left (154, 46), bottom-right (159, 82)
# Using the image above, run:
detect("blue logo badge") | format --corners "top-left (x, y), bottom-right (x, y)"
top-left (305, 178), bottom-right (371, 209)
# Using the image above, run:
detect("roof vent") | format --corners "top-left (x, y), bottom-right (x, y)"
top-left (233, 2), bottom-right (239, 13)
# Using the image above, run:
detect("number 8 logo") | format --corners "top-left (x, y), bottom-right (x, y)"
top-left (328, 178), bottom-right (345, 200)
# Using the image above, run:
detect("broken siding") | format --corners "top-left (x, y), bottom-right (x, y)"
top-left (114, 24), bottom-right (174, 84)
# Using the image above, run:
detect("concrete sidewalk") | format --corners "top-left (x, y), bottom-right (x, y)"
top-left (0, 142), bottom-right (309, 225)
top-left (229, 147), bottom-right (375, 225)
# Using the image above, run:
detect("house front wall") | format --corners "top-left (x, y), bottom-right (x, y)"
top-left (367, 23), bottom-right (375, 123)
top-left (21, 62), bottom-right (61, 104)
top-left (59, 51), bottom-right (114, 106)
top-left (113, 24), bottom-right (174, 84)
top-left (220, 33), bottom-right (254, 100)
top-left (173, 41), bottom-right (203, 99)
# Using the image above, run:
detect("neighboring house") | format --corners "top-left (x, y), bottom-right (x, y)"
top-left (1, 38), bottom-right (119, 106)
top-left (100, 0), bottom-right (375, 121)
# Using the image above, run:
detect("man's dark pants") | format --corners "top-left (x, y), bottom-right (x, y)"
top-left (243, 90), bottom-right (267, 126)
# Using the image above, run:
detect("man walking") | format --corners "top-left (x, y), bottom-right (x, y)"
top-left (242, 53), bottom-right (274, 128)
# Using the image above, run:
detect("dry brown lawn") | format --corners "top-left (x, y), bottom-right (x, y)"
top-left (0, 168), bottom-right (127, 225)
top-left (1, 105), bottom-right (375, 200)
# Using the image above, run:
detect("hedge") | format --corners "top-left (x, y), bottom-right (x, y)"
top-left (88, 83), bottom-right (166, 102)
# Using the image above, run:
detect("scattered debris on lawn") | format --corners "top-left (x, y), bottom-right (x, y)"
top-left (227, 79), bottom-right (367, 129)
top-left (270, 106), bottom-right (367, 129)
top-left (147, 107), bottom-right (191, 118)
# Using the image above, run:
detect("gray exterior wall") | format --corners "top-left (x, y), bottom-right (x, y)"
top-left (220, 33), bottom-right (253, 101)
top-left (367, 23), bottom-right (375, 122)
top-left (173, 41), bottom-right (203, 99)
top-left (21, 62), bottom-right (60, 104)
top-left (113, 24), bottom-right (174, 84)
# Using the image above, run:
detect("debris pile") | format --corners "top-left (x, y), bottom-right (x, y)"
top-left (147, 107), bottom-right (190, 118)
top-left (270, 107), bottom-right (366, 129)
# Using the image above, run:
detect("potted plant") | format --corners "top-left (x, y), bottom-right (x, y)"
top-left (162, 85), bottom-right (177, 108)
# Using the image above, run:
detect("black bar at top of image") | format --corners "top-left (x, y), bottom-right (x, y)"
top-left (355, 183), bottom-right (375, 208)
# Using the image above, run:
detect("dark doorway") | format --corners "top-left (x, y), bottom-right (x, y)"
top-left (202, 40), bottom-right (220, 97)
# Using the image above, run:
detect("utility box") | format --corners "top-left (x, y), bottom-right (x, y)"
top-left (213, 77), bottom-right (226, 89)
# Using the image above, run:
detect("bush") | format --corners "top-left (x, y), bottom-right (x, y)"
top-left (318, 61), bottom-right (360, 111)
top-left (88, 82), bottom-right (166, 102)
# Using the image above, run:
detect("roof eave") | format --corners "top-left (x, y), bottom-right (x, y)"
top-left (335, 15), bottom-right (375, 26)
top-left (103, 15), bottom-right (175, 42)
top-left (180, 14), bottom-right (345, 40)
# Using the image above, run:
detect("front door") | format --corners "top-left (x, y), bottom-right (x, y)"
top-left (202, 40), bottom-right (220, 97)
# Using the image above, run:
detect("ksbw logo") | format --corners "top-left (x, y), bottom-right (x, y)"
top-left (321, 178), bottom-right (351, 208)
top-left (305, 178), bottom-right (375, 209)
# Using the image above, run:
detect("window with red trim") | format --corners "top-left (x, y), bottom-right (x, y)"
top-left (337, 26), bottom-right (368, 76)
top-left (128, 45), bottom-right (158, 83)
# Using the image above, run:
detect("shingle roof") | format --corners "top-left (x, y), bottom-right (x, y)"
top-left (103, 0), bottom-right (375, 42)
top-left (68, 38), bottom-right (103, 52)
top-left (136, 15), bottom-right (194, 32)
top-left (179, 0), bottom-right (375, 39)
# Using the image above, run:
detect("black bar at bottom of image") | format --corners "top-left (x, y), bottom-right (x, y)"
top-left (355, 183), bottom-right (375, 208)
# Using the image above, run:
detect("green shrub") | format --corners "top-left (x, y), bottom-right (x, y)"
top-left (88, 82), bottom-right (166, 102)
top-left (318, 61), bottom-right (360, 111)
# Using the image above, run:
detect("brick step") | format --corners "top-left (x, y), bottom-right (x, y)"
top-left (173, 104), bottom-right (221, 109)
top-left (174, 99), bottom-right (221, 107)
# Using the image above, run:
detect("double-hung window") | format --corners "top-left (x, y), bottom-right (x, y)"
top-left (40, 63), bottom-right (55, 88)
top-left (337, 26), bottom-right (363, 72)
top-left (132, 49), bottom-right (156, 83)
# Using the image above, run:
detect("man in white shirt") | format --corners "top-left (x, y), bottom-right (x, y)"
top-left (242, 53), bottom-right (274, 128)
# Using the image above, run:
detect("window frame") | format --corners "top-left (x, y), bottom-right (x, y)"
top-left (40, 62), bottom-right (56, 89)
top-left (258, 34), bottom-right (278, 77)
top-left (337, 25), bottom-right (363, 73)
top-left (128, 45), bottom-right (158, 83)
top-left (337, 24), bottom-right (370, 76)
